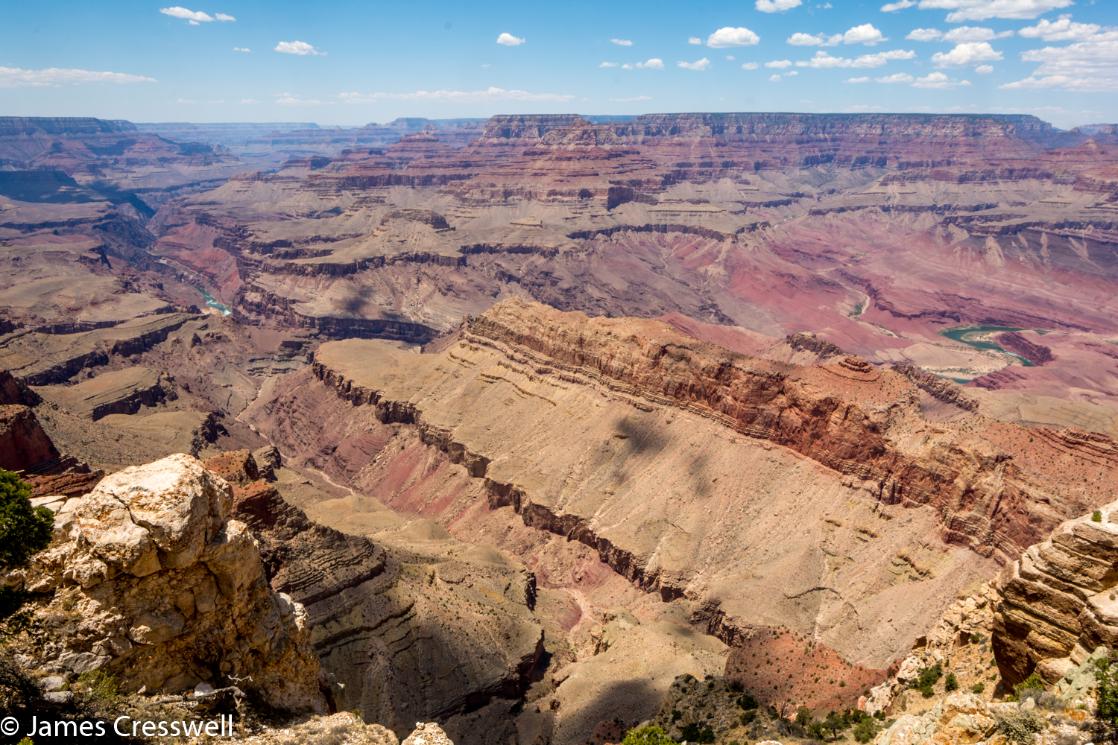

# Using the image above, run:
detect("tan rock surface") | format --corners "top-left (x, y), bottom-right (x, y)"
top-left (10, 453), bottom-right (325, 713)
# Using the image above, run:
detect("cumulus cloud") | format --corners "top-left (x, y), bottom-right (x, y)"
top-left (232, 46), bottom-right (251, 53)
top-left (159, 6), bottom-right (235, 24)
top-left (706, 27), bottom-right (761, 48)
top-left (621, 58), bottom-right (664, 70)
top-left (843, 23), bottom-right (886, 45)
top-left (913, 71), bottom-right (971, 87)
top-left (678, 57), bottom-right (711, 71)
top-left (1002, 36), bottom-right (1118, 91)
top-left (907, 28), bottom-right (944, 41)
top-left (610, 38), bottom-right (633, 46)
top-left (599, 61), bottom-right (619, 68)
top-left (741, 62), bottom-right (760, 70)
top-left (846, 76), bottom-right (872, 83)
top-left (496, 32), bottom-right (525, 46)
top-left (0, 66), bottom-right (156, 87)
top-left (975, 64), bottom-right (995, 73)
top-left (765, 59), bottom-right (794, 68)
top-left (275, 40), bottom-right (325, 56)
top-left (932, 41), bottom-right (1002, 66)
top-left (769, 70), bottom-right (800, 81)
top-left (881, 0), bottom-right (917, 10)
top-left (788, 32), bottom-right (834, 46)
top-left (914, 0), bottom-right (1072, 22)
top-left (1018, 15), bottom-right (1103, 42)
top-left (795, 49), bottom-right (916, 68)
top-left (756, 0), bottom-right (802, 11)
top-left (337, 86), bottom-right (576, 103)
top-left (944, 26), bottom-right (1013, 42)
top-left (688, 36), bottom-right (703, 45)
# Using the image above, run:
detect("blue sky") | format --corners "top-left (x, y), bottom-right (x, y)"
top-left (1, 0), bottom-right (1116, 128)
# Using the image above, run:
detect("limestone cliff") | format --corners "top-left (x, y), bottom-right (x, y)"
top-left (8, 453), bottom-right (326, 713)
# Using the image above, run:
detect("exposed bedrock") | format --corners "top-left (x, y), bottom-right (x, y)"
top-left (0, 404), bottom-right (60, 471)
top-left (8, 454), bottom-right (326, 713)
top-left (992, 500), bottom-right (1118, 687)
top-left (202, 450), bottom-right (544, 741)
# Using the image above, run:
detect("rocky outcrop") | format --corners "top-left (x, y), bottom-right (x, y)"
top-left (9, 454), bottom-right (325, 713)
top-left (995, 331), bottom-right (1054, 366)
top-left (0, 370), bottom-right (39, 405)
top-left (992, 501), bottom-right (1118, 687)
top-left (236, 714), bottom-right (455, 745)
top-left (203, 451), bottom-right (544, 738)
top-left (0, 404), bottom-right (60, 471)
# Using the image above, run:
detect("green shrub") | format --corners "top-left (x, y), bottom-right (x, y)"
top-left (1095, 656), bottom-right (1118, 731)
top-left (971, 682), bottom-right (985, 694)
top-left (736, 692), bottom-right (758, 710)
top-left (853, 717), bottom-right (879, 743)
top-left (0, 469), bottom-right (53, 571)
top-left (679, 722), bottom-right (715, 743)
top-left (621, 725), bottom-right (674, 745)
top-left (996, 710), bottom-right (1043, 744)
top-left (1093, 510), bottom-right (1104, 522)
top-left (945, 672), bottom-right (959, 692)
top-left (1012, 671), bottom-right (1046, 701)
top-left (911, 663), bottom-right (943, 698)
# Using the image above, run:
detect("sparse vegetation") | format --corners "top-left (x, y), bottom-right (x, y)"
top-left (971, 682), bottom-right (985, 694)
top-left (944, 671), bottom-right (959, 692)
top-left (1094, 655), bottom-right (1118, 741)
top-left (620, 725), bottom-right (674, 745)
top-left (996, 709), bottom-right (1044, 744)
top-left (911, 662), bottom-right (943, 698)
top-left (1094, 510), bottom-right (1104, 522)
top-left (0, 469), bottom-right (53, 621)
top-left (1011, 671), bottom-right (1046, 702)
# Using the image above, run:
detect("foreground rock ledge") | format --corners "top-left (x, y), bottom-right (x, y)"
top-left (12, 453), bottom-right (326, 713)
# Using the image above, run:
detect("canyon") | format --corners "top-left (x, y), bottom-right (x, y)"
top-left (1, 112), bottom-right (1117, 743)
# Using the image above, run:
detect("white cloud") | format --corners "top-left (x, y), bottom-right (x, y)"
top-left (688, 36), bottom-right (703, 45)
top-left (725, 54), bottom-right (736, 60)
top-left (769, 70), bottom-right (800, 81)
top-left (756, 0), bottom-right (803, 11)
top-left (877, 72), bottom-right (916, 83)
top-left (765, 59), bottom-right (793, 68)
top-left (796, 49), bottom-right (916, 68)
top-left (943, 26), bottom-right (1013, 42)
top-left (1019, 15), bottom-right (1103, 42)
top-left (678, 57), bottom-right (711, 71)
top-left (788, 32), bottom-right (832, 46)
top-left (932, 41), bottom-right (1002, 66)
top-left (610, 38), bottom-right (633, 46)
top-left (1003, 36), bottom-right (1118, 91)
top-left (621, 58), bottom-right (664, 70)
top-left (160, 6), bottom-right (235, 24)
top-left (232, 46), bottom-right (251, 53)
top-left (275, 92), bottom-right (323, 106)
top-left (847, 75), bottom-right (871, 83)
top-left (706, 27), bottom-right (761, 48)
top-left (600, 61), bottom-right (619, 68)
top-left (610, 95), bottom-right (652, 102)
top-left (843, 23), bottom-right (886, 45)
top-left (0, 66), bottom-right (156, 87)
top-left (915, 1), bottom-right (1072, 22)
top-left (275, 40), bottom-right (325, 56)
top-left (881, 0), bottom-right (917, 10)
top-left (337, 86), bottom-right (576, 103)
top-left (240, 98), bottom-right (259, 104)
top-left (913, 71), bottom-right (971, 87)
top-left (496, 32), bottom-right (525, 46)
top-left (975, 64), bottom-right (994, 73)
top-left (741, 62), bottom-right (760, 70)
top-left (907, 28), bottom-right (944, 41)
top-left (160, 6), bottom-right (212, 23)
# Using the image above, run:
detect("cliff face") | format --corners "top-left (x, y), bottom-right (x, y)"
top-left (203, 450), bottom-right (544, 740)
top-left (993, 501), bottom-right (1118, 687)
top-left (10, 454), bottom-right (326, 713)
top-left (0, 404), bottom-right (60, 471)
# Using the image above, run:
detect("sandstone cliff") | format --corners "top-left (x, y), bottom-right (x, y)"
top-left (993, 501), bottom-right (1118, 687)
top-left (8, 453), bottom-right (326, 713)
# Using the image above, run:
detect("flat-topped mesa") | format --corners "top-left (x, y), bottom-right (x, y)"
top-left (993, 502), bottom-right (1118, 687)
top-left (0, 116), bottom-right (137, 136)
top-left (459, 299), bottom-right (1087, 562)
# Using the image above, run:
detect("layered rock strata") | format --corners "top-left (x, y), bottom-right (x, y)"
top-left (993, 501), bottom-right (1118, 686)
